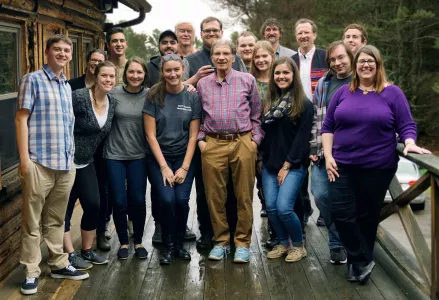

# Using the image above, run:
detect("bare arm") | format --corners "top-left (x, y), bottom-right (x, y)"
top-left (15, 109), bottom-right (30, 175)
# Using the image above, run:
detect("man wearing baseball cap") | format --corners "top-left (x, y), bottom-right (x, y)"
top-left (146, 29), bottom-right (190, 87)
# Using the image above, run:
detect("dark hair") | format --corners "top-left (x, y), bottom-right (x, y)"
top-left (148, 56), bottom-right (185, 107)
top-left (200, 16), bottom-right (223, 31)
top-left (260, 18), bottom-right (284, 37)
top-left (106, 27), bottom-right (125, 43)
top-left (343, 23), bottom-right (368, 42)
top-left (46, 34), bottom-right (72, 50)
top-left (90, 61), bottom-right (117, 106)
top-left (266, 57), bottom-right (305, 120)
top-left (86, 49), bottom-right (107, 62)
top-left (122, 56), bottom-right (147, 86)
top-left (295, 18), bottom-right (318, 34)
top-left (350, 45), bottom-right (388, 94)
top-left (325, 40), bottom-right (354, 69)
top-left (236, 31), bottom-right (258, 46)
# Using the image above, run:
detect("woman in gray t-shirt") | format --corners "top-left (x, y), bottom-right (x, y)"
top-left (143, 54), bottom-right (200, 265)
top-left (104, 57), bottom-right (149, 260)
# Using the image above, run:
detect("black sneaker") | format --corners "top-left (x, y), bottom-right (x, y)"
top-left (118, 247), bottom-right (129, 260)
top-left (68, 252), bottom-right (93, 270)
top-left (184, 226), bottom-right (196, 241)
top-left (152, 224), bottom-right (162, 244)
top-left (134, 246), bottom-right (148, 259)
top-left (316, 214), bottom-right (325, 227)
top-left (196, 234), bottom-right (212, 249)
top-left (330, 247), bottom-right (347, 264)
top-left (81, 249), bottom-right (109, 264)
top-left (260, 208), bottom-right (267, 217)
top-left (50, 265), bottom-right (89, 280)
top-left (21, 277), bottom-right (38, 295)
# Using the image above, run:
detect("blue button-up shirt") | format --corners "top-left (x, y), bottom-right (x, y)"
top-left (17, 64), bottom-right (75, 171)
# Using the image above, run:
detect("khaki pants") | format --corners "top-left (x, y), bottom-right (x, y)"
top-left (19, 160), bottom-right (75, 277)
top-left (201, 133), bottom-right (256, 248)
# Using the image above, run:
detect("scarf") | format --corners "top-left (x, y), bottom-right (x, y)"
top-left (262, 92), bottom-right (292, 124)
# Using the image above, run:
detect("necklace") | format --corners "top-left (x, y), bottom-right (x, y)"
top-left (360, 85), bottom-right (375, 95)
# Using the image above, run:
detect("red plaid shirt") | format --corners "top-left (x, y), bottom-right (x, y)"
top-left (197, 69), bottom-right (263, 144)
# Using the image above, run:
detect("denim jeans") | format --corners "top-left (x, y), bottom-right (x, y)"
top-left (146, 154), bottom-right (195, 242)
top-left (262, 164), bottom-right (305, 247)
top-left (311, 161), bottom-right (343, 250)
top-left (329, 164), bottom-right (395, 266)
top-left (106, 158), bottom-right (147, 245)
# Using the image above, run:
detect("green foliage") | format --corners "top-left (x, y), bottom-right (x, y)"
top-left (208, 0), bottom-right (439, 137)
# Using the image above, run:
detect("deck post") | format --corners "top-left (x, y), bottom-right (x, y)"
top-left (432, 176), bottom-right (439, 300)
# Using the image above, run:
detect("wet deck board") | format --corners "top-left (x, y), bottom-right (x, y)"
top-left (0, 186), bottom-right (428, 300)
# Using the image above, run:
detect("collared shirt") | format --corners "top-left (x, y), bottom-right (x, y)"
top-left (17, 64), bottom-right (75, 170)
top-left (197, 69), bottom-right (263, 144)
top-left (275, 44), bottom-right (297, 59)
top-left (186, 44), bottom-right (247, 78)
top-left (298, 46), bottom-right (316, 100)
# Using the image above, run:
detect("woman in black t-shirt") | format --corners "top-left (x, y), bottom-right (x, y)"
top-left (143, 54), bottom-right (201, 265)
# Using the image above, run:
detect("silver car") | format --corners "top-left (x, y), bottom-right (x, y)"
top-left (384, 157), bottom-right (426, 210)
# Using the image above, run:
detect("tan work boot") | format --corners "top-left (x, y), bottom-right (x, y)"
top-left (285, 246), bottom-right (307, 262)
top-left (267, 245), bottom-right (290, 259)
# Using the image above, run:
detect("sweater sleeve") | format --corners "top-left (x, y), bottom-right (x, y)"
top-left (321, 86), bottom-right (343, 134)
top-left (285, 100), bottom-right (314, 168)
top-left (392, 86), bottom-right (417, 142)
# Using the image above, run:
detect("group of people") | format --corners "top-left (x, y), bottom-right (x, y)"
top-left (15, 15), bottom-right (431, 296)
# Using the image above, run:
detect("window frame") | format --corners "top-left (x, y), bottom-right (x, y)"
top-left (0, 22), bottom-right (21, 100)
top-left (69, 34), bottom-right (80, 79)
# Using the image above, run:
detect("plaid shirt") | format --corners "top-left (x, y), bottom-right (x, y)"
top-left (197, 69), bottom-right (263, 144)
top-left (17, 65), bottom-right (75, 171)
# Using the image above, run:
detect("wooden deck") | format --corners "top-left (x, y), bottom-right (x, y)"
top-left (0, 187), bottom-right (429, 300)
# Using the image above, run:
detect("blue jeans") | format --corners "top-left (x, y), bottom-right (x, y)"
top-left (106, 158), bottom-right (147, 245)
top-left (311, 161), bottom-right (343, 250)
top-left (146, 154), bottom-right (195, 243)
top-left (261, 164), bottom-right (305, 247)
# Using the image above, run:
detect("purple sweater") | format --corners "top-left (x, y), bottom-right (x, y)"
top-left (321, 84), bottom-right (417, 169)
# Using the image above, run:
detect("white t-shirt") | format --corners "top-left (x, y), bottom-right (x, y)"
top-left (298, 46), bottom-right (316, 101)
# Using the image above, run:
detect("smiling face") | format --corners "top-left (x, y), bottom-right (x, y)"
top-left (254, 48), bottom-right (273, 73)
top-left (162, 60), bottom-right (184, 87)
top-left (211, 44), bottom-right (235, 73)
top-left (125, 61), bottom-right (146, 89)
top-left (295, 22), bottom-right (316, 51)
top-left (356, 52), bottom-right (377, 82)
top-left (237, 36), bottom-right (256, 64)
top-left (95, 66), bottom-right (116, 93)
top-left (108, 32), bottom-right (127, 58)
top-left (176, 23), bottom-right (195, 47)
top-left (201, 20), bottom-right (223, 49)
top-left (274, 63), bottom-right (293, 91)
top-left (45, 41), bottom-right (72, 71)
top-left (328, 45), bottom-right (352, 79)
top-left (263, 25), bottom-right (281, 45)
top-left (159, 36), bottom-right (178, 56)
top-left (87, 52), bottom-right (105, 75)
top-left (343, 28), bottom-right (366, 54)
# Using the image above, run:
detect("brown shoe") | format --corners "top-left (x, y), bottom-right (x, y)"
top-left (267, 245), bottom-right (290, 259)
top-left (285, 246), bottom-right (307, 263)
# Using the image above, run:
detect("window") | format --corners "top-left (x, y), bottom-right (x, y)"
top-left (0, 23), bottom-right (20, 172)
top-left (69, 35), bottom-right (79, 79)
top-left (83, 37), bottom-right (95, 71)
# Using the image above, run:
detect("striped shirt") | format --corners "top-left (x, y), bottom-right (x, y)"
top-left (197, 69), bottom-right (263, 144)
top-left (17, 64), bottom-right (75, 171)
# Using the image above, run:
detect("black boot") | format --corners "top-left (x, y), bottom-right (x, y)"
top-left (265, 222), bottom-right (279, 250)
top-left (174, 231), bottom-right (191, 260)
top-left (159, 235), bottom-right (175, 265)
top-left (97, 232), bottom-right (111, 252)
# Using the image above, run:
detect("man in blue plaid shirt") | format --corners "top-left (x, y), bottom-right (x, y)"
top-left (15, 34), bottom-right (89, 296)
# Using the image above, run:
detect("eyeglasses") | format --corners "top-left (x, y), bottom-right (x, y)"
top-left (162, 54), bottom-right (182, 62)
top-left (357, 59), bottom-right (376, 66)
top-left (202, 29), bottom-right (220, 34)
top-left (178, 29), bottom-right (193, 34)
top-left (89, 59), bottom-right (104, 64)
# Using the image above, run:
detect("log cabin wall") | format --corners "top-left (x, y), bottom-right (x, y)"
top-left (0, 0), bottom-right (106, 281)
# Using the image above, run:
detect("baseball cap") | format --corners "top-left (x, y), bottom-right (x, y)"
top-left (159, 30), bottom-right (178, 43)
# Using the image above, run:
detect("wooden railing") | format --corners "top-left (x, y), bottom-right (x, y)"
top-left (377, 143), bottom-right (439, 300)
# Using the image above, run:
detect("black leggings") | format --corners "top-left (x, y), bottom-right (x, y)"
top-left (65, 163), bottom-right (100, 232)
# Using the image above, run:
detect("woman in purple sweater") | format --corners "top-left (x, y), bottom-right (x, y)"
top-left (321, 45), bottom-right (430, 284)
